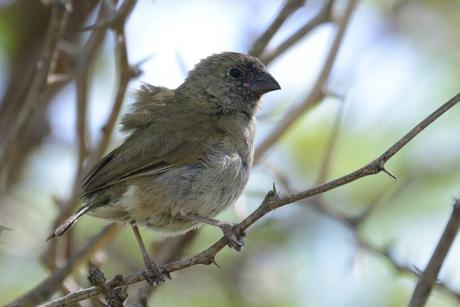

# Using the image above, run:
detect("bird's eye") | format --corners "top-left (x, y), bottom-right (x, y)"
top-left (227, 67), bottom-right (242, 79)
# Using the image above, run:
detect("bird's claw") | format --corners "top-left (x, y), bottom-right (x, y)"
top-left (142, 257), bottom-right (170, 286)
top-left (220, 223), bottom-right (245, 251)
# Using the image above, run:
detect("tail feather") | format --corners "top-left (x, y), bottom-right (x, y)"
top-left (46, 205), bottom-right (91, 241)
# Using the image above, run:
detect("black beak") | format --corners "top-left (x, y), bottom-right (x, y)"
top-left (249, 71), bottom-right (281, 95)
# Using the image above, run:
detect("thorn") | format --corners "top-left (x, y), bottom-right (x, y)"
top-left (272, 182), bottom-right (277, 195)
top-left (134, 54), bottom-right (155, 68)
top-left (211, 259), bottom-right (221, 269)
top-left (381, 166), bottom-right (398, 180)
top-left (323, 87), bottom-right (345, 101)
top-left (411, 265), bottom-right (422, 277)
top-left (453, 198), bottom-right (460, 210)
top-left (46, 232), bottom-right (57, 241)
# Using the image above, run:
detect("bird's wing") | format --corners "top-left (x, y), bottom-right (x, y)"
top-left (82, 85), bottom-right (214, 197)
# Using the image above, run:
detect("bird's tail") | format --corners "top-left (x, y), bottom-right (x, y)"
top-left (47, 205), bottom-right (91, 241)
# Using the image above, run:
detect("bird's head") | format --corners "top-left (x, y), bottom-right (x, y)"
top-left (178, 52), bottom-right (281, 118)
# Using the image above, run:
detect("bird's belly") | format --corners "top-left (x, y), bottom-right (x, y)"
top-left (90, 152), bottom-right (250, 234)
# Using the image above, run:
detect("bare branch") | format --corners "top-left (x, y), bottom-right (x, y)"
top-left (41, 91), bottom-right (460, 306)
top-left (249, 0), bottom-right (306, 58)
top-left (315, 97), bottom-right (345, 184)
top-left (255, 0), bottom-right (357, 163)
top-left (93, 16), bottom-right (139, 161)
top-left (261, 0), bottom-right (335, 65)
top-left (408, 199), bottom-right (460, 307)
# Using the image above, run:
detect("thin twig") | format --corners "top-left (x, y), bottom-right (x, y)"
top-left (408, 199), bottom-right (460, 307)
top-left (0, 1), bottom-right (70, 194)
top-left (261, 0), bottom-right (335, 65)
top-left (316, 96), bottom-right (345, 184)
top-left (41, 91), bottom-right (460, 306)
top-left (255, 0), bottom-right (356, 163)
top-left (249, 0), bottom-right (306, 58)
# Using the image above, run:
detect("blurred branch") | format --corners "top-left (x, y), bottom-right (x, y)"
top-left (7, 224), bottom-right (120, 307)
top-left (261, 0), bottom-right (335, 65)
top-left (249, 0), bottom-right (306, 58)
top-left (315, 95), bottom-right (345, 184)
top-left (408, 199), bottom-right (460, 307)
top-left (74, 3), bottom-right (113, 175)
top-left (268, 152), bottom-right (460, 303)
top-left (48, 0), bottom-right (138, 248)
top-left (0, 0), bottom-right (99, 190)
top-left (42, 0), bottom-right (113, 272)
top-left (94, 15), bottom-right (141, 160)
top-left (0, 0), bottom-right (70, 194)
top-left (254, 0), bottom-right (356, 163)
top-left (37, 0), bottom-right (139, 303)
top-left (41, 91), bottom-right (460, 306)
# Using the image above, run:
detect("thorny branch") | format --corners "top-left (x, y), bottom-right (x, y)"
top-left (408, 199), bottom-right (460, 307)
top-left (268, 162), bottom-right (460, 303)
top-left (41, 91), bottom-right (460, 306)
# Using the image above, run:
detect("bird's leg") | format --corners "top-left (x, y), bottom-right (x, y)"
top-left (130, 222), bottom-right (170, 285)
top-left (179, 213), bottom-right (245, 251)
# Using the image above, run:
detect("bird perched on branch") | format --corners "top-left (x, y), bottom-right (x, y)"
top-left (49, 52), bottom-right (280, 284)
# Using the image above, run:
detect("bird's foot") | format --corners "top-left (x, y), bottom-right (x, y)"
top-left (219, 223), bottom-right (245, 251)
top-left (142, 256), bottom-right (171, 286)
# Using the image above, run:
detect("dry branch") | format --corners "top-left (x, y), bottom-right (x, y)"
top-left (261, 0), bottom-right (335, 65)
top-left (249, 0), bottom-right (306, 58)
top-left (408, 199), bottom-right (460, 307)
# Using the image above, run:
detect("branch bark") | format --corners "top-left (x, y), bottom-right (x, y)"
top-left (249, 0), bottom-right (306, 58)
top-left (260, 0), bottom-right (334, 65)
top-left (408, 199), bottom-right (460, 307)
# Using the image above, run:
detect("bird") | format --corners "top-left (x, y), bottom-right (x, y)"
top-left (49, 52), bottom-right (281, 284)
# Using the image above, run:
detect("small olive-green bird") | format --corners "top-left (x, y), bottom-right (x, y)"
top-left (51, 52), bottom-right (280, 284)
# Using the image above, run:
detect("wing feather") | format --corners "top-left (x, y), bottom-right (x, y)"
top-left (81, 84), bottom-right (214, 198)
